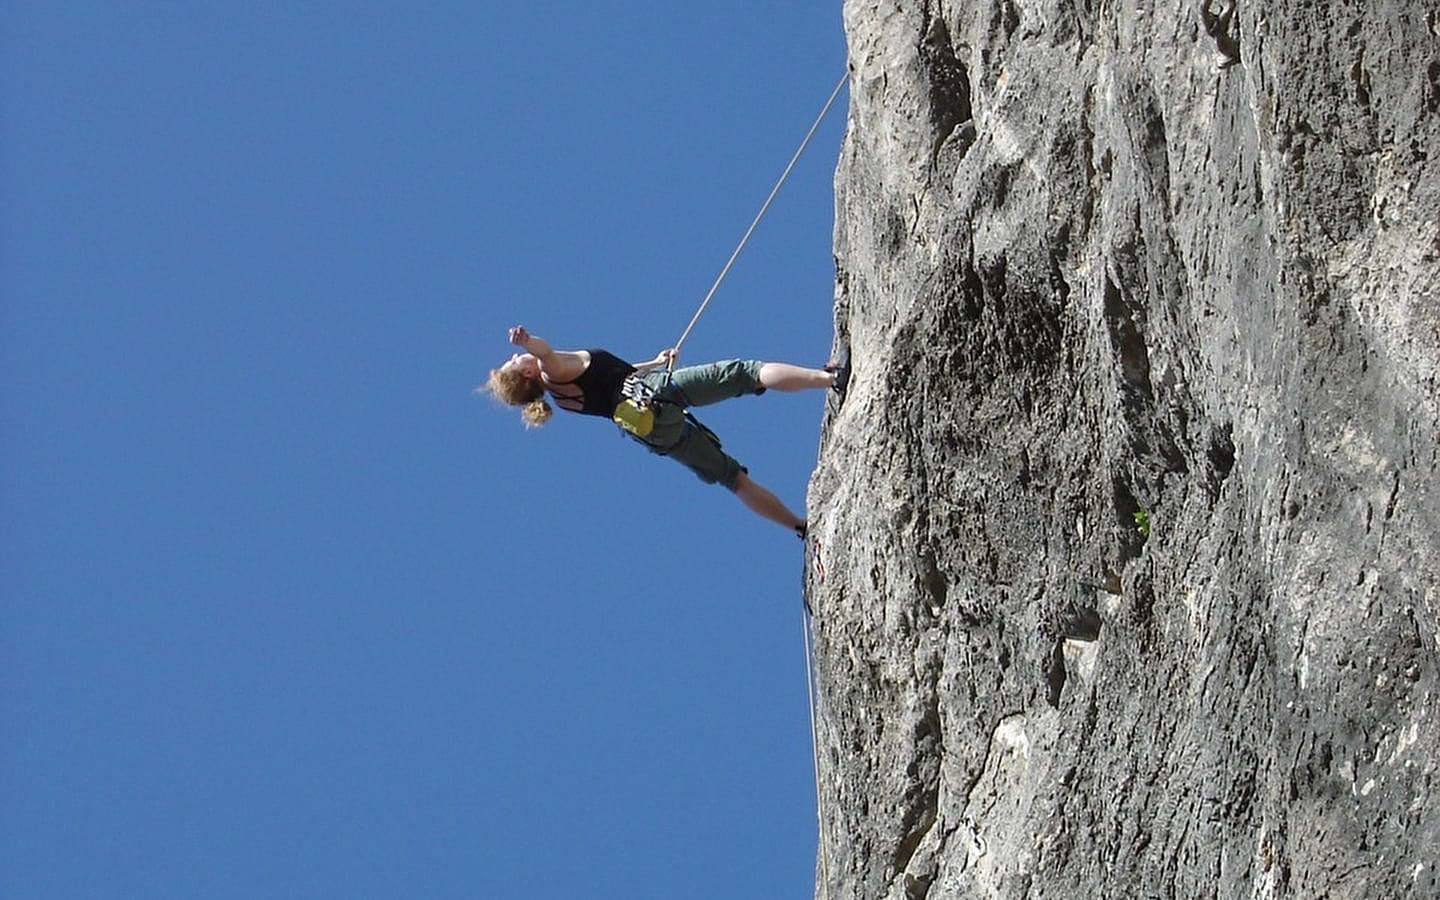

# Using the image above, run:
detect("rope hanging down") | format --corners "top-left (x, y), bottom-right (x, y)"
top-left (670, 71), bottom-right (850, 367)
top-left (801, 606), bottom-right (833, 899)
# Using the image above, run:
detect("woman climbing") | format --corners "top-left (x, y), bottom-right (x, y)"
top-left (485, 326), bottom-right (848, 535)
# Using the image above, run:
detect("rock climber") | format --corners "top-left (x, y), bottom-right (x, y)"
top-left (485, 326), bottom-right (848, 536)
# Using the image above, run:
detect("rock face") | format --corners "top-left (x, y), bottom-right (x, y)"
top-left (806, 1), bottom-right (1439, 897)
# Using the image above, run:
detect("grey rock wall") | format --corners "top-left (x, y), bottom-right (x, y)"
top-left (806, 1), bottom-right (1439, 897)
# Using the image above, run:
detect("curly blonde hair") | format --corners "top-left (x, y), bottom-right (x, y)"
top-left (482, 365), bottom-right (553, 427)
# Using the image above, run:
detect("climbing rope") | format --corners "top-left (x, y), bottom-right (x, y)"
top-left (801, 605), bottom-right (832, 899)
top-left (669, 71), bottom-right (850, 369)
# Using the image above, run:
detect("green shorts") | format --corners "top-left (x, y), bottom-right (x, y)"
top-left (628, 359), bottom-right (764, 490)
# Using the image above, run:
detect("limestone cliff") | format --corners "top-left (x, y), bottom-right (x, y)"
top-left (806, 1), bottom-right (1439, 897)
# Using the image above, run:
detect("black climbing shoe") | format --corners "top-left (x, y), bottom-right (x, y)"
top-left (794, 522), bottom-right (808, 541)
top-left (824, 347), bottom-right (851, 406)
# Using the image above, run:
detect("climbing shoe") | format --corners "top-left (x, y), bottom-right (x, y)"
top-left (824, 347), bottom-right (851, 406)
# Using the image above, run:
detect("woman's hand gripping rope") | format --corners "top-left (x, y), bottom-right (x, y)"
top-left (635, 347), bottom-right (679, 374)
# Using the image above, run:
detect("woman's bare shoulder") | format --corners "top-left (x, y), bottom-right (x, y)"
top-left (542, 349), bottom-right (590, 384)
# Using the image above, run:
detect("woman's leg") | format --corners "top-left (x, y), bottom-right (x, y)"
top-left (732, 471), bottom-right (806, 532)
top-left (757, 362), bottom-right (836, 392)
top-left (664, 359), bottom-right (837, 406)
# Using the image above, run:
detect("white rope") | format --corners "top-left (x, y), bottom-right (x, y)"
top-left (801, 606), bottom-right (832, 900)
top-left (670, 71), bottom-right (850, 367)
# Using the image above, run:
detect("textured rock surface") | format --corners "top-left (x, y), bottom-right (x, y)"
top-left (806, 1), bottom-right (1439, 897)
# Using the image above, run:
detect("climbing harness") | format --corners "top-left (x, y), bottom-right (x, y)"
top-left (669, 71), bottom-right (850, 368)
top-left (613, 371), bottom-right (727, 457)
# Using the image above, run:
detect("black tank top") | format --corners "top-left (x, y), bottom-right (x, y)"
top-left (548, 349), bottom-right (636, 417)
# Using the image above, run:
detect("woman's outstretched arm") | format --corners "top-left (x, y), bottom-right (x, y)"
top-left (508, 326), bottom-right (591, 382)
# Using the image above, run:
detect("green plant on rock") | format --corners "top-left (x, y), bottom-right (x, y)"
top-left (1133, 509), bottom-right (1152, 537)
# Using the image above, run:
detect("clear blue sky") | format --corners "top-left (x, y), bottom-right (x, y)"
top-left (1, 3), bottom-right (846, 898)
